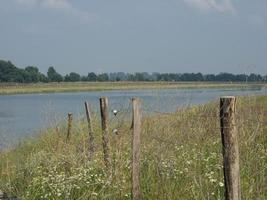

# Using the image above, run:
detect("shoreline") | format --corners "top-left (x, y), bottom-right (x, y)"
top-left (0, 81), bottom-right (266, 95)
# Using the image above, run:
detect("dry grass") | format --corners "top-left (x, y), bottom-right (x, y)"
top-left (0, 82), bottom-right (264, 95)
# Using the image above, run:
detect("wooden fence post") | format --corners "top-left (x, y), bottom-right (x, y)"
top-left (132, 98), bottom-right (142, 200)
top-left (85, 101), bottom-right (95, 160)
top-left (220, 96), bottom-right (241, 200)
top-left (67, 113), bottom-right (73, 141)
top-left (100, 97), bottom-right (111, 169)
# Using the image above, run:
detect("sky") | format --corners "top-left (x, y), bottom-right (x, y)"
top-left (0, 0), bottom-right (266, 75)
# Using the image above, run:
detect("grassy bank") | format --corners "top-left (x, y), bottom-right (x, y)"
top-left (0, 82), bottom-right (265, 95)
top-left (0, 96), bottom-right (266, 199)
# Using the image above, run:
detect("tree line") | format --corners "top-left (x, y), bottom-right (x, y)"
top-left (0, 60), bottom-right (266, 83)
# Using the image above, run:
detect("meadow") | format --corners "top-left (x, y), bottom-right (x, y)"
top-left (0, 82), bottom-right (264, 95)
top-left (0, 95), bottom-right (266, 199)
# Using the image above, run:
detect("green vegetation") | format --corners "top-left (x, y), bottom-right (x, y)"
top-left (0, 96), bottom-right (266, 199)
top-left (1, 59), bottom-right (266, 83)
top-left (0, 60), bottom-right (48, 83)
top-left (0, 81), bottom-right (266, 95)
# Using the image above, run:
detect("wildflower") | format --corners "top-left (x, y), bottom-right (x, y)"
top-left (210, 178), bottom-right (217, 183)
top-left (219, 182), bottom-right (224, 187)
top-left (92, 192), bottom-right (98, 196)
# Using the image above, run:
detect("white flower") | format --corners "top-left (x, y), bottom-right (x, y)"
top-left (92, 192), bottom-right (98, 196)
top-left (219, 182), bottom-right (224, 187)
top-left (210, 178), bottom-right (217, 183)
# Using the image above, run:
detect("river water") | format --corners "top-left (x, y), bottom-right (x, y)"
top-left (0, 86), bottom-right (266, 147)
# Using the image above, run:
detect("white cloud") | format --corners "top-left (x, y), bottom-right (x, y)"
top-left (16, 0), bottom-right (95, 22)
top-left (183, 0), bottom-right (236, 13)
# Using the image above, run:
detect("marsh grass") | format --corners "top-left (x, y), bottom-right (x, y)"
top-left (0, 96), bottom-right (266, 199)
top-left (0, 82), bottom-right (263, 95)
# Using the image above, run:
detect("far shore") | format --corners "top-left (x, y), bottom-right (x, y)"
top-left (0, 81), bottom-right (266, 95)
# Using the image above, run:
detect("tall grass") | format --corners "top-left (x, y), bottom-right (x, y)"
top-left (0, 96), bottom-right (266, 199)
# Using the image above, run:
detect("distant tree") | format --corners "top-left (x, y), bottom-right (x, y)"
top-left (39, 73), bottom-right (48, 82)
top-left (195, 73), bottom-right (204, 81)
top-left (117, 72), bottom-right (128, 81)
top-left (151, 72), bottom-right (160, 81)
top-left (216, 73), bottom-right (236, 82)
top-left (168, 73), bottom-right (180, 81)
top-left (128, 74), bottom-right (135, 81)
top-left (109, 72), bottom-right (128, 81)
top-left (180, 73), bottom-right (192, 81)
top-left (248, 73), bottom-right (262, 82)
top-left (141, 72), bottom-right (151, 81)
top-left (180, 73), bottom-right (204, 81)
top-left (65, 72), bottom-right (81, 82)
top-left (87, 72), bottom-right (97, 81)
top-left (109, 73), bottom-right (117, 81)
top-left (24, 66), bottom-right (45, 83)
top-left (97, 73), bottom-right (109, 82)
top-left (0, 60), bottom-right (25, 82)
top-left (0, 59), bottom-right (266, 83)
top-left (47, 67), bottom-right (63, 82)
top-left (205, 74), bottom-right (216, 81)
top-left (235, 74), bottom-right (247, 82)
top-left (81, 76), bottom-right (88, 81)
top-left (134, 73), bottom-right (145, 81)
top-left (158, 73), bottom-right (170, 81)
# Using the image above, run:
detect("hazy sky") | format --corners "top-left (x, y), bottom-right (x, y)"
top-left (0, 0), bottom-right (266, 75)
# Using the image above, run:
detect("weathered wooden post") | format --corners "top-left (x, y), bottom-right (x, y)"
top-left (85, 101), bottom-right (95, 160)
top-left (100, 97), bottom-right (111, 169)
top-left (220, 96), bottom-right (240, 200)
top-left (67, 113), bottom-right (73, 141)
top-left (132, 98), bottom-right (142, 200)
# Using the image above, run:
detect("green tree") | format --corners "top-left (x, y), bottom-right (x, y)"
top-left (87, 72), bottom-right (97, 81)
top-left (0, 60), bottom-right (24, 82)
top-left (25, 66), bottom-right (41, 83)
top-left (47, 67), bottom-right (63, 82)
top-left (97, 73), bottom-right (109, 81)
top-left (65, 72), bottom-right (81, 82)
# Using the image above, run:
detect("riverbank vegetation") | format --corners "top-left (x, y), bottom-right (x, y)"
top-left (1, 59), bottom-right (266, 83)
top-left (0, 81), bottom-right (265, 95)
top-left (0, 95), bottom-right (266, 199)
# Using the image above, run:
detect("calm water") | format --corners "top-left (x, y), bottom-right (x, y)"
top-left (0, 87), bottom-right (266, 147)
